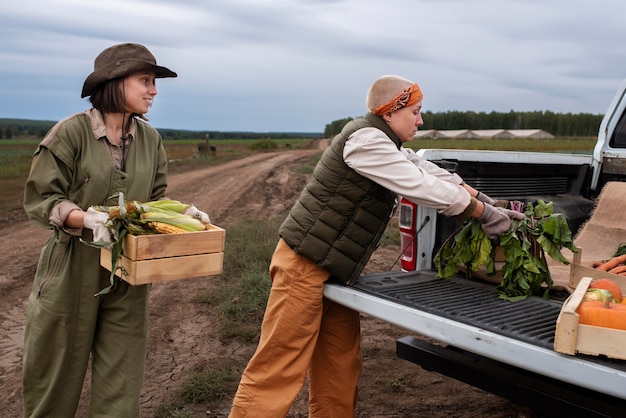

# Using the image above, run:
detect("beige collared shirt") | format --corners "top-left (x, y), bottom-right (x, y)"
top-left (86, 108), bottom-right (136, 171)
top-left (343, 127), bottom-right (471, 217)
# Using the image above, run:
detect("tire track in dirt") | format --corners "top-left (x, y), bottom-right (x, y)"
top-left (165, 150), bottom-right (317, 226)
top-left (0, 218), bottom-right (47, 411)
top-left (140, 149), bottom-right (318, 416)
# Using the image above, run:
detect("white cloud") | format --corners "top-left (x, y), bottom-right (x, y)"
top-left (2, 0), bottom-right (626, 131)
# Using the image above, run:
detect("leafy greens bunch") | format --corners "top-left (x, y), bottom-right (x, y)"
top-left (434, 200), bottom-right (578, 301)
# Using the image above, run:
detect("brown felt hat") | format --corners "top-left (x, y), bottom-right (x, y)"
top-left (81, 43), bottom-right (177, 98)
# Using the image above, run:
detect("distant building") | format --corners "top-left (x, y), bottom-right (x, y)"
top-left (507, 129), bottom-right (555, 139)
top-left (412, 129), bottom-right (554, 140)
top-left (435, 129), bottom-right (479, 139)
top-left (471, 129), bottom-right (514, 139)
top-left (414, 129), bottom-right (437, 138)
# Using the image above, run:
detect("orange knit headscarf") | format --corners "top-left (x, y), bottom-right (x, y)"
top-left (373, 83), bottom-right (423, 116)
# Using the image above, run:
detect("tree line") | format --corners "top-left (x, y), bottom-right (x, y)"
top-left (0, 110), bottom-right (605, 141)
top-left (0, 118), bottom-right (321, 141)
top-left (323, 110), bottom-right (604, 138)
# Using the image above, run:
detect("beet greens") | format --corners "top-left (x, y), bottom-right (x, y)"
top-left (434, 200), bottom-right (578, 301)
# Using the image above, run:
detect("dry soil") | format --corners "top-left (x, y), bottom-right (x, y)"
top-left (0, 144), bottom-right (528, 417)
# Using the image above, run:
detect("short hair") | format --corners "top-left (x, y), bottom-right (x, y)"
top-left (89, 78), bottom-right (127, 113)
top-left (366, 75), bottom-right (414, 113)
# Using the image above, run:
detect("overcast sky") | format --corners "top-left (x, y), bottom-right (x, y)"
top-left (2, 0), bottom-right (626, 133)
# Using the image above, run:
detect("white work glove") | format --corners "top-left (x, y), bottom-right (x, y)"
top-left (184, 205), bottom-right (211, 225)
top-left (478, 203), bottom-right (525, 240)
top-left (476, 191), bottom-right (509, 209)
top-left (83, 207), bottom-right (113, 242)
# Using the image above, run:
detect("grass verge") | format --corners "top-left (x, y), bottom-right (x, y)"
top-left (153, 215), bottom-right (404, 416)
top-left (154, 366), bottom-right (239, 418)
top-left (195, 216), bottom-right (282, 341)
top-left (155, 216), bottom-right (282, 416)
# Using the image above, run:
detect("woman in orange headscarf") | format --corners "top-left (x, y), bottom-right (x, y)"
top-left (229, 75), bottom-right (523, 418)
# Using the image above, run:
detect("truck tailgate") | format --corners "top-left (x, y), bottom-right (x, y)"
top-left (323, 270), bottom-right (626, 400)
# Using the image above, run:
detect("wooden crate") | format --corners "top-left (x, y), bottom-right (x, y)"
top-left (100, 225), bottom-right (225, 285)
top-left (554, 275), bottom-right (626, 360)
top-left (569, 247), bottom-right (625, 289)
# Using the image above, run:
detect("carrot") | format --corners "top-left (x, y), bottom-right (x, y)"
top-left (592, 260), bottom-right (603, 267)
top-left (608, 265), bottom-right (626, 274)
top-left (596, 254), bottom-right (626, 271)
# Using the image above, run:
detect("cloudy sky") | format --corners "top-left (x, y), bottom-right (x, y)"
top-left (2, 0), bottom-right (626, 133)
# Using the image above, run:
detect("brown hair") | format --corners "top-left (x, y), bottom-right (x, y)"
top-left (88, 78), bottom-right (127, 113)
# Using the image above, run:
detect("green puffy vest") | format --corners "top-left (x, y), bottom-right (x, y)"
top-left (279, 113), bottom-right (401, 285)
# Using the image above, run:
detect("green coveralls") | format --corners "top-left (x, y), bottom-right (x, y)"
top-left (22, 109), bottom-right (168, 417)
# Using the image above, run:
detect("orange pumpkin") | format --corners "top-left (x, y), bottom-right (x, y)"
top-left (577, 301), bottom-right (626, 330)
top-left (589, 278), bottom-right (623, 303)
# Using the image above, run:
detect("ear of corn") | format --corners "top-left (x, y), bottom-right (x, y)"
top-left (140, 211), bottom-right (206, 232)
top-left (142, 206), bottom-right (185, 216)
top-left (147, 221), bottom-right (189, 234)
top-left (99, 197), bottom-right (193, 222)
top-left (108, 201), bottom-right (143, 219)
top-left (126, 222), bottom-right (152, 235)
top-left (142, 199), bottom-right (190, 213)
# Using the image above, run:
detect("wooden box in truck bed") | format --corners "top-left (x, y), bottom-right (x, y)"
top-left (555, 275), bottom-right (626, 360)
top-left (556, 181), bottom-right (626, 358)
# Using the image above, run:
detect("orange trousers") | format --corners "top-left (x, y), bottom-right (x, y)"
top-left (229, 239), bottom-right (362, 418)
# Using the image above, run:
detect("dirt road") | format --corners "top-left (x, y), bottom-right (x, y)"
top-left (0, 147), bottom-right (521, 417)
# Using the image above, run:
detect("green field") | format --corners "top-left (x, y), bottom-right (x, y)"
top-left (0, 136), bottom-right (597, 216)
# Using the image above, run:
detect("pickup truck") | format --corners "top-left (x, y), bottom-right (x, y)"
top-left (324, 79), bottom-right (626, 417)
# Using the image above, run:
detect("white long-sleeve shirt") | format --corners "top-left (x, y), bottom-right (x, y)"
top-left (343, 127), bottom-right (471, 217)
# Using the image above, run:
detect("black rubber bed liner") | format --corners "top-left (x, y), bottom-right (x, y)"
top-left (350, 270), bottom-right (626, 373)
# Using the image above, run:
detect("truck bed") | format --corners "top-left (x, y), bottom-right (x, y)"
top-left (323, 271), bottom-right (626, 413)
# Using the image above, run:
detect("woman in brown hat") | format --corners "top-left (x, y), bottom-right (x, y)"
top-left (21, 43), bottom-right (195, 417)
top-left (229, 75), bottom-right (524, 417)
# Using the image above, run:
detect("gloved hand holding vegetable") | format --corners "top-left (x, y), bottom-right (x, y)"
top-left (478, 203), bottom-right (525, 239)
top-left (476, 191), bottom-right (509, 208)
top-left (184, 205), bottom-right (211, 225)
top-left (83, 207), bottom-right (113, 242)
